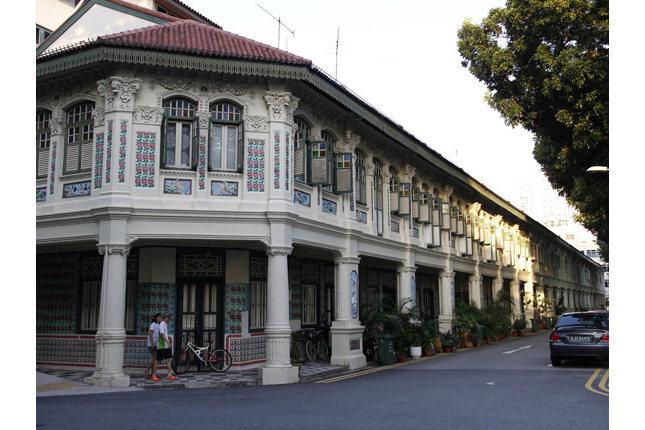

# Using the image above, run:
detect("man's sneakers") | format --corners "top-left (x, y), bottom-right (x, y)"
top-left (150, 374), bottom-right (177, 381)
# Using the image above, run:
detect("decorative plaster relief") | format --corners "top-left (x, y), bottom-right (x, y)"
top-left (133, 106), bottom-right (165, 125)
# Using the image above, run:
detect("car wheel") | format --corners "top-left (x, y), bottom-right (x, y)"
top-left (551, 357), bottom-right (562, 367)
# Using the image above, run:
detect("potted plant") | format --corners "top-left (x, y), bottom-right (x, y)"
top-left (408, 324), bottom-right (425, 358)
top-left (441, 331), bottom-right (457, 352)
top-left (512, 316), bottom-right (527, 336)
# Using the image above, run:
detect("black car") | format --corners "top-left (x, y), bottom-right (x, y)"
top-left (549, 310), bottom-right (609, 366)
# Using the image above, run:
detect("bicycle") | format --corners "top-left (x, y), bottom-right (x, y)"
top-left (290, 329), bottom-right (329, 363)
top-left (172, 340), bottom-right (232, 374)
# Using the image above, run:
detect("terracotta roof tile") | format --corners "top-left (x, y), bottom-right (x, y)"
top-left (97, 19), bottom-right (311, 65)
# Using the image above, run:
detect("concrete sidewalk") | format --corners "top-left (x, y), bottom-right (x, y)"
top-left (36, 361), bottom-right (346, 397)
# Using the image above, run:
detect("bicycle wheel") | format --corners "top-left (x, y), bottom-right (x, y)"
top-left (291, 340), bottom-right (306, 363)
top-left (315, 339), bottom-right (329, 360)
top-left (172, 349), bottom-right (191, 374)
top-left (208, 349), bottom-right (232, 372)
top-left (305, 340), bottom-right (316, 362)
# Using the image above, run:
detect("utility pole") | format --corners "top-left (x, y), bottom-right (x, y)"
top-left (258, 5), bottom-right (294, 50)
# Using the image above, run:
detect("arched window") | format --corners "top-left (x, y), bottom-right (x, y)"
top-left (210, 101), bottom-right (243, 171)
top-left (355, 149), bottom-right (366, 205)
top-left (163, 98), bottom-right (197, 169)
top-left (36, 110), bottom-right (52, 178)
top-left (65, 102), bottom-right (94, 174)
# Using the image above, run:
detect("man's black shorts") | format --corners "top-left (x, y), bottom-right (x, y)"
top-left (156, 348), bottom-right (172, 361)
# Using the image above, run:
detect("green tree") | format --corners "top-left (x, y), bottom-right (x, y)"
top-left (457, 0), bottom-right (608, 250)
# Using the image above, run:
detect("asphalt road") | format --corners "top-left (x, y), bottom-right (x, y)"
top-left (36, 331), bottom-right (609, 430)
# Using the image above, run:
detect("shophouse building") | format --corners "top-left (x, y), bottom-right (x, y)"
top-left (36, 0), bottom-right (605, 386)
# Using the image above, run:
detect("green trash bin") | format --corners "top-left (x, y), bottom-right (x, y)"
top-left (530, 318), bottom-right (539, 332)
top-left (545, 317), bottom-right (552, 330)
top-left (375, 333), bottom-right (395, 366)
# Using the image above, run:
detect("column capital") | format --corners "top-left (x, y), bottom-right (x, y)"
top-left (97, 76), bottom-right (141, 112)
top-left (264, 91), bottom-right (299, 123)
top-left (334, 255), bottom-right (361, 265)
top-left (266, 246), bottom-right (293, 257)
top-left (97, 244), bottom-right (132, 256)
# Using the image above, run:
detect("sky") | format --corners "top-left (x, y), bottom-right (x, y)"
top-left (190, 0), bottom-right (547, 209)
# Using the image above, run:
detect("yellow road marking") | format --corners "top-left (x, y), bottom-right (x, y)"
top-left (36, 381), bottom-right (82, 392)
top-left (585, 368), bottom-right (609, 397)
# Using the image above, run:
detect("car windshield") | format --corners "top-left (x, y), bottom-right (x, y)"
top-left (557, 314), bottom-right (608, 329)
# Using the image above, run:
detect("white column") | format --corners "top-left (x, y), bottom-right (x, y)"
top-left (259, 245), bottom-right (299, 385)
top-left (510, 280), bottom-right (522, 321)
top-left (438, 270), bottom-right (455, 332)
top-left (469, 275), bottom-right (483, 309)
top-left (85, 243), bottom-right (131, 387)
top-left (330, 255), bottom-right (366, 369)
top-left (397, 264), bottom-right (417, 309)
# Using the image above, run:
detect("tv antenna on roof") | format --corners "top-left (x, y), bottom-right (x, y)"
top-left (258, 5), bottom-right (295, 50)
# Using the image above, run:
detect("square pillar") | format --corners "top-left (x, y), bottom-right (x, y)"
top-left (438, 271), bottom-right (455, 332)
top-left (330, 255), bottom-right (366, 369)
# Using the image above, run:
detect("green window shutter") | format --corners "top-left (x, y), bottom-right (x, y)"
top-left (411, 187), bottom-right (420, 220)
top-left (294, 142), bottom-right (306, 178)
top-left (334, 153), bottom-right (352, 193)
top-left (237, 121), bottom-right (245, 173)
top-left (390, 178), bottom-right (399, 212)
top-left (161, 112), bottom-right (169, 167)
top-left (191, 117), bottom-right (199, 169)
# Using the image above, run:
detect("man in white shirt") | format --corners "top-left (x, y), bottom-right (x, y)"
top-left (151, 313), bottom-right (178, 381)
top-left (145, 312), bottom-right (162, 379)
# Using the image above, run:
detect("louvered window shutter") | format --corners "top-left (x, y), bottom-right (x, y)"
top-left (237, 121), bottom-right (245, 173)
top-left (398, 183), bottom-right (411, 215)
top-left (191, 117), bottom-right (199, 169)
top-left (418, 193), bottom-right (430, 223)
top-left (309, 141), bottom-right (329, 185)
top-left (390, 178), bottom-right (399, 212)
top-left (441, 202), bottom-right (451, 231)
top-left (334, 153), bottom-right (352, 193)
top-left (411, 188), bottom-right (420, 220)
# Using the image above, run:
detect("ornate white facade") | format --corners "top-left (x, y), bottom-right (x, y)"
top-left (36, 0), bottom-right (604, 386)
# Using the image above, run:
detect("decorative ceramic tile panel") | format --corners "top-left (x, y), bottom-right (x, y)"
top-left (37, 188), bottom-right (46, 202)
top-left (164, 179), bottom-right (192, 194)
top-left (118, 121), bottom-right (128, 182)
top-left (136, 283), bottom-right (175, 335)
top-left (273, 131), bottom-right (280, 189)
top-left (94, 132), bottom-right (104, 189)
top-left (322, 199), bottom-right (337, 214)
top-left (285, 132), bottom-right (290, 190)
top-left (49, 139), bottom-right (57, 195)
top-left (226, 283), bottom-right (249, 335)
top-left (36, 253), bottom-right (79, 334)
top-left (356, 210), bottom-right (367, 223)
top-left (198, 136), bottom-right (206, 190)
top-left (134, 132), bottom-right (156, 188)
top-left (246, 139), bottom-right (265, 192)
top-left (227, 334), bottom-right (266, 364)
top-left (211, 181), bottom-right (238, 196)
top-left (36, 336), bottom-right (95, 366)
top-left (63, 181), bottom-right (91, 198)
top-left (106, 121), bottom-right (113, 183)
top-left (294, 190), bottom-right (311, 207)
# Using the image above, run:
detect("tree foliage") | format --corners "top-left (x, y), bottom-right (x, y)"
top-left (457, 0), bottom-right (609, 248)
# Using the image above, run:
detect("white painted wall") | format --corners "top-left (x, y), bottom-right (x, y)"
top-left (43, 4), bottom-right (158, 53)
